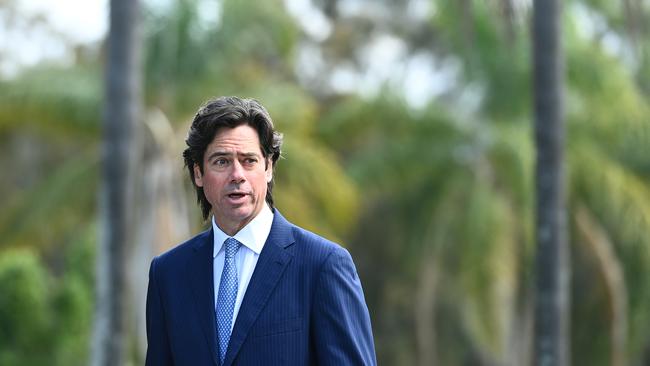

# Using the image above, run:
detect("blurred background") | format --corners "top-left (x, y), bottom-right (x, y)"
top-left (1, 0), bottom-right (649, 365)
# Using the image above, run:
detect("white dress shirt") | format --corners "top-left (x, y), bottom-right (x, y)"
top-left (212, 203), bottom-right (273, 332)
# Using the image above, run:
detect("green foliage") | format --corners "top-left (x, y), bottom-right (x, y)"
top-left (571, 145), bottom-right (650, 361)
top-left (0, 229), bottom-right (95, 366)
top-left (0, 146), bottom-right (98, 252)
top-left (434, 0), bottom-right (532, 120)
top-left (0, 66), bottom-right (101, 137)
top-left (144, 0), bottom-right (299, 117)
top-left (0, 250), bottom-right (50, 365)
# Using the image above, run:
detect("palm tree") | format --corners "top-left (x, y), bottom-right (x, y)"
top-left (532, 0), bottom-right (569, 364)
top-left (92, 0), bottom-right (142, 364)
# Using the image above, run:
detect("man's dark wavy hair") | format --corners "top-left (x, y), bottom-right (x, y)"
top-left (182, 96), bottom-right (283, 220)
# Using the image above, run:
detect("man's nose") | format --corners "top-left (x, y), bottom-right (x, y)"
top-left (230, 161), bottom-right (246, 183)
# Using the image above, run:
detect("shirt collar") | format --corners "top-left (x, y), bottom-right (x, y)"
top-left (212, 203), bottom-right (273, 258)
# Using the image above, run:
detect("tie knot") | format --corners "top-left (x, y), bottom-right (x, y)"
top-left (224, 238), bottom-right (241, 259)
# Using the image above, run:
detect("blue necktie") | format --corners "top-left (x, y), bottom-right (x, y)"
top-left (216, 237), bottom-right (241, 365)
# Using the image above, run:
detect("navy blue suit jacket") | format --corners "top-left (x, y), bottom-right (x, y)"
top-left (145, 211), bottom-right (376, 365)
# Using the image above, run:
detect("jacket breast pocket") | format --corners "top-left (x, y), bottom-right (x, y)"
top-left (250, 317), bottom-right (303, 338)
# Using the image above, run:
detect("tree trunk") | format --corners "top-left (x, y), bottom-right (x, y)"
top-left (532, 0), bottom-right (569, 364)
top-left (92, 0), bottom-right (142, 365)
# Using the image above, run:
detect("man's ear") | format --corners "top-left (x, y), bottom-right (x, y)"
top-left (193, 164), bottom-right (204, 187)
top-left (265, 159), bottom-right (273, 183)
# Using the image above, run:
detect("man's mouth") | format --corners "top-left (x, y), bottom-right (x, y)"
top-left (227, 192), bottom-right (247, 199)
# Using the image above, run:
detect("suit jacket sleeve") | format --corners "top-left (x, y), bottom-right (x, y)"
top-left (145, 257), bottom-right (173, 366)
top-left (312, 246), bottom-right (377, 365)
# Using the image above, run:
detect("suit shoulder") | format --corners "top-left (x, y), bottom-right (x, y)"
top-left (289, 224), bottom-right (350, 260)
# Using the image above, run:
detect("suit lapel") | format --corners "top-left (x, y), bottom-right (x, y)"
top-left (187, 229), bottom-right (219, 366)
top-left (223, 211), bottom-right (295, 366)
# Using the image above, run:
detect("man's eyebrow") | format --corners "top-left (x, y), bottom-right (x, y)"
top-left (206, 151), bottom-right (230, 161)
top-left (206, 151), bottom-right (261, 161)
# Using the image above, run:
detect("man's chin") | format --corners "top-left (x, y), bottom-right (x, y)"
top-left (225, 209), bottom-right (254, 224)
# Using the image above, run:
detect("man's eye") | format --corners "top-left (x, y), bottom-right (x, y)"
top-left (244, 158), bottom-right (257, 164)
top-left (214, 158), bottom-right (228, 166)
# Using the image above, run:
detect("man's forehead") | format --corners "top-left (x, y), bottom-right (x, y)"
top-left (205, 139), bottom-right (263, 156)
top-left (206, 143), bottom-right (262, 152)
top-left (208, 149), bottom-right (262, 156)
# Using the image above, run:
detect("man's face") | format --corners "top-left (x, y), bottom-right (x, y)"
top-left (194, 124), bottom-right (272, 235)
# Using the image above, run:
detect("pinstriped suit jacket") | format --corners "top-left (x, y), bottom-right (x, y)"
top-left (145, 210), bottom-right (377, 365)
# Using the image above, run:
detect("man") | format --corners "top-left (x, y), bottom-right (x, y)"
top-left (145, 96), bottom-right (376, 365)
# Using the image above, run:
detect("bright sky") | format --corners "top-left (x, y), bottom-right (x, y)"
top-left (19, 0), bottom-right (108, 42)
top-left (0, 0), bottom-right (107, 75)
